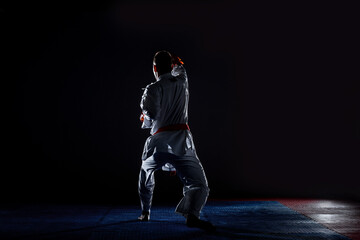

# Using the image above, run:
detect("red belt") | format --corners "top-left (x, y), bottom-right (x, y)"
top-left (153, 124), bottom-right (190, 135)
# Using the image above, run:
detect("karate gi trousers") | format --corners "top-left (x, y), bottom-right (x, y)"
top-left (138, 152), bottom-right (209, 218)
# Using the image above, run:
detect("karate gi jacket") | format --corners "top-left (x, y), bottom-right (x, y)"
top-left (140, 65), bottom-right (198, 162)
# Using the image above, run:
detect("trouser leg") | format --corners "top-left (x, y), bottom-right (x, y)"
top-left (172, 155), bottom-right (210, 218)
top-left (138, 155), bottom-right (164, 212)
top-left (138, 168), bottom-right (154, 212)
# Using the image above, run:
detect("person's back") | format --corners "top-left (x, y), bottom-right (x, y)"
top-left (142, 64), bottom-right (189, 134)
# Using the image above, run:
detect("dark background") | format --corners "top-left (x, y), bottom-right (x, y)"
top-left (2, 1), bottom-right (359, 204)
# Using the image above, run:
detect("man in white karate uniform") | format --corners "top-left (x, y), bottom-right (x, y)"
top-left (138, 50), bottom-right (214, 231)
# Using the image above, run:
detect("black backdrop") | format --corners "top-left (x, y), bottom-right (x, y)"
top-left (2, 1), bottom-right (359, 204)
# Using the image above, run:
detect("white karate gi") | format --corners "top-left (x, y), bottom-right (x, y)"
top-left (139, 64), bottom-right (209, 218)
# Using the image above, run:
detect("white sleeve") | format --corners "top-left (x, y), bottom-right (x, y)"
top-left (171, 64), bottom-right (187, 80)
top-left (140, 84), bottom-right (161, 120)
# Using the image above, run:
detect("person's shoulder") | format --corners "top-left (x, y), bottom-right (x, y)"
top-left (146, 81), bottom-right (159, 89)
top-left (145, 81), bottom-right (161, 93)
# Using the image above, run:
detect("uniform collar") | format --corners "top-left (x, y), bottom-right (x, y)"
top-left (158, 72), bottom-right (173, 81)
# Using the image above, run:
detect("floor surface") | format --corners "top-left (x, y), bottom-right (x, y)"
top-left (1, 200), bottom-right (359, 240)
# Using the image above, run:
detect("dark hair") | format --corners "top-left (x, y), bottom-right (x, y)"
top-left (153, 50), bottom-right (172, 75)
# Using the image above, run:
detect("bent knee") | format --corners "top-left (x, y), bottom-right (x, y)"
top-left (198, 183), bottom-right (210, 196)
top-left (204, 185), bottom-right (210, 195)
